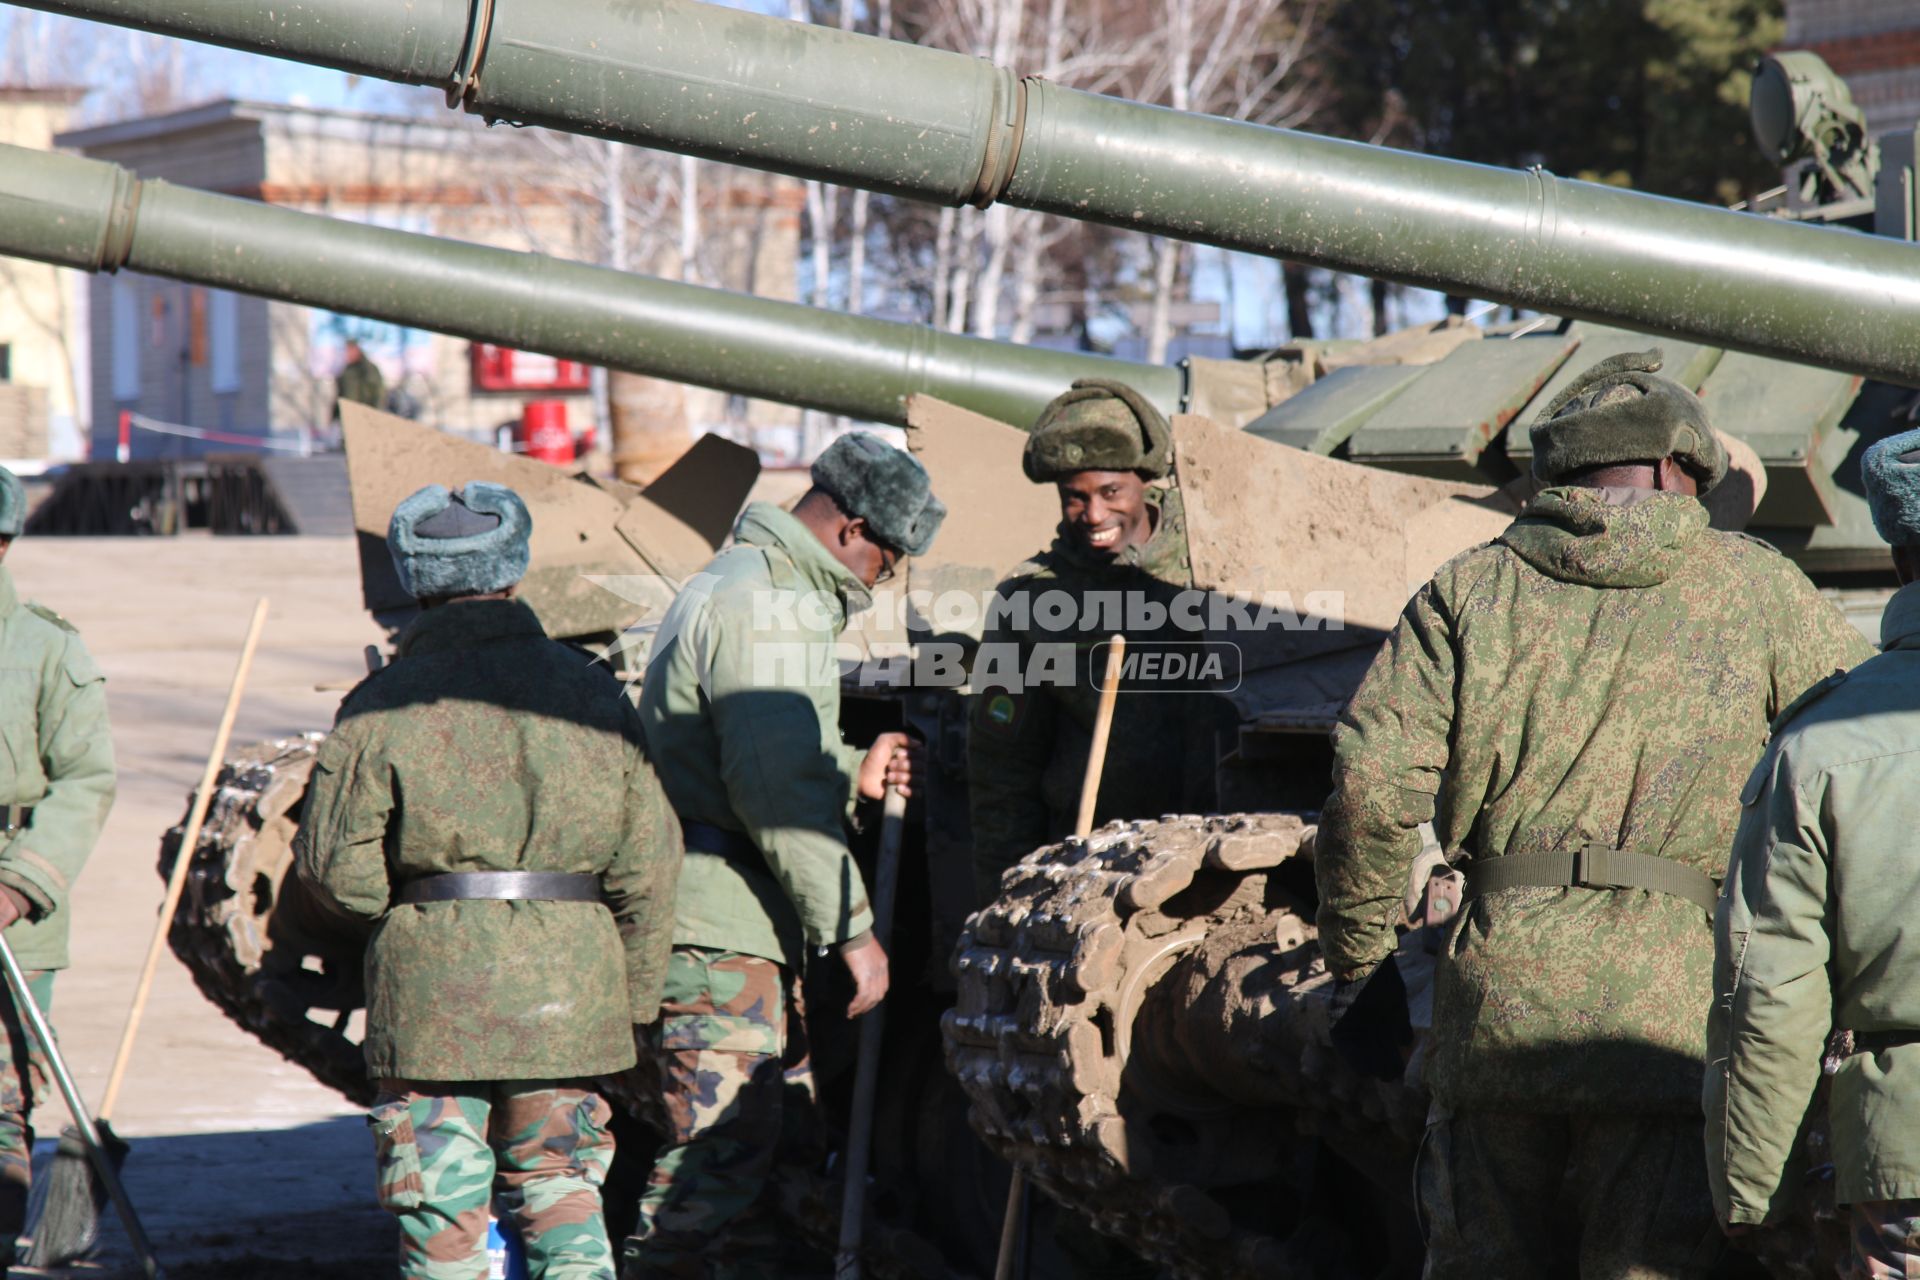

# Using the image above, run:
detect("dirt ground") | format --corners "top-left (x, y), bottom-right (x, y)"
top-left (8, 535), bottom-right (396, 1276)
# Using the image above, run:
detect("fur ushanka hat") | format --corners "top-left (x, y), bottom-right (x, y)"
top-left (1863, 426), bottom-right (1920, 547)
top-left (387, 481), bottom-right (532, 600)
top-left (1529, 349), bottom-right (1727, 493)
top-left (1022, 379), bottom-right (1174, 484)
top-left (810, 432), bottom-right (945, 557)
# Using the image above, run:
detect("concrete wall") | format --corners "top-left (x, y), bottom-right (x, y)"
top-left (0, 88), bottom-right (87, 461)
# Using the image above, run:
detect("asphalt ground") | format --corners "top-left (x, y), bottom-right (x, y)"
top-left (9, 535), bottom-right (393, 1277)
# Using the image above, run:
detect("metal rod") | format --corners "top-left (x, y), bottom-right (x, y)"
top-left (833, 785), bottom-right (909, 1279)
top-left (0, 935), bottom-right (162, 1278)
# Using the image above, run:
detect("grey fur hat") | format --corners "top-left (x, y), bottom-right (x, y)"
top-left (387, 481), bottom-right (532, 600)
top-left (1863, 426), bottom-right (1920, 546)
top-left (0, 467), bottom-right (24, 538)
top-left (1529, 349), bottom-right (1728, 493)
top-left (810, 433), bottom-right (945, 556)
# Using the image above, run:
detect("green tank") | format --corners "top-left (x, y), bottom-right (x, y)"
top-left (0, 13), bottom-right (1898, 1272)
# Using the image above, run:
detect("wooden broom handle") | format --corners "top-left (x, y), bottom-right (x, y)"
top-left (99, 598), bottom-right (269, 1122)
top-left (1073, 634), bottom-right (1126, 840)
top-left (995, 635), bottom-right (1128, 1280)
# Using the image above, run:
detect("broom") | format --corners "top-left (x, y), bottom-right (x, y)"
top-left (24, 598), bottom-right (268, 1266)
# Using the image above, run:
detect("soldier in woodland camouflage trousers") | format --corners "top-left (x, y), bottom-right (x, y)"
top-left (631, 949), bottom-right (810, 1278)
top-left (370, 1084), bottom-right (616, 1279)
top-left (297, 483), bottom-right (680, 1280)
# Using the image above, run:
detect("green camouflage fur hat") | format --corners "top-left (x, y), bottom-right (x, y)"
top-left (1023, 379), bottom-right (1173, 483)
top-left (387, 481), bottom-right (532, 599)
top-left (0, 467), bottom-right (23, 538)
top-left (810, 432), bottom-right (946, 556)
top-left (1529, 349), bottom-right (1727, 493)
top-left (1862, 426), bottom-right (1920, 546)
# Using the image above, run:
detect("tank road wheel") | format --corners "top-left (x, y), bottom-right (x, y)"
top-left (158, 734), bottom-right (375, 1103)
top-left (944, 813), bottom-right (1426, 1280)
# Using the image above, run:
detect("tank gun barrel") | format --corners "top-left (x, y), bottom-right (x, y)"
top-left (0, 141), bottom-right (1177, 427)
top-left (22, 0), bottom-right (1920, 385)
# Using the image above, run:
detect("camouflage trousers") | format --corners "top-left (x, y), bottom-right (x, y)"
top-left (0, 970), bottom-right (50, 1274)
top-left (1418, 1107), bottom-right (1725, 1279)
top-left (368, 1079), bottom-right (616, 1280)
top-left (1850, 1200), bottom-right (1920, 1278)
top-left (624, 947), bottom-right (813, 1280)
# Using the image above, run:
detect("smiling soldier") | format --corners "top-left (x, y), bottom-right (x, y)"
top-left (971, 379), bottom-right (1235, 848)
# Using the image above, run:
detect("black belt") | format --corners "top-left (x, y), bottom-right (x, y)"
top-left (680, 820), bottom-right (757, 860)
top-left (1853, 1030), bottom-right (1920, 1055)
top-left (395, 872), bottom-right (601, 905)
top-left (0, 805), bottom-right (33, 834)
top-left (1463, 843), bottom-right (1718, 913)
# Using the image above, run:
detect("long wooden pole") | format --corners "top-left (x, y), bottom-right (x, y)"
top-left (994, 634), bottom-right (1126, 1280)
top-left (98, 598), bottom-right (268, 1121)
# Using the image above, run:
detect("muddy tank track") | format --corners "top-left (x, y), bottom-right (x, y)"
top-left (945, 812), bottom-right (1426, 1278)
top-left (161, 736), bottom-right (950, 1279)
top-left (945, 812), bottom-right (1845, 1280)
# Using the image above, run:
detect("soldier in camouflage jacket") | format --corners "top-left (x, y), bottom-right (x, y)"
top-left (297, 482), bottom-right (680, 1280)
top-left (1316, 352), bottom-right (1870, 1278)
top-left (0, 466), bottom-right (113, 1270)
top-left (968, 380), bottom-right (1226, 906)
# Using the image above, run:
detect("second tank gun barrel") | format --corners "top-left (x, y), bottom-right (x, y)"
top-left (0, 142), bottom-right (1180, 429)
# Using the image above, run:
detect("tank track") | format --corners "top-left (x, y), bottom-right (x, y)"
top-left (162, 736), bottom-right (952, 1279)
top-left (944, 812), bottom-right (1425, 1279)
top-left (945, 812), bottom-right (1847, 1280)
top-left (159, 734), bottom-right (374, 1102)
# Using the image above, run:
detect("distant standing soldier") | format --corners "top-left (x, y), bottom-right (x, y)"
top-left (968, 379), bottom-right (1222, 904)
top-left (296, 481), bottom-right (680, 1280)
top-left (1707, 426), bottom-right (1920, 1276)
top-left (630, 433), bottom-right (944, 1278)
top-left (1315, 351), bottom-right (1870, 1278)
top-left (333, 338), bottom-right (386, 423)
top-left (0, 466), bottom-right (114, 1273)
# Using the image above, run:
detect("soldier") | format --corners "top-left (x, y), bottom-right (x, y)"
top-left (333, 338), bottom-right (385, 424)
top-left (967, 379), bottom-right (1222, 1279)
top-left (1315, 350), bottom-right (1871, 1278)
top-left (1706, 425), bottom-right (1920, 1276)
top-left (295, 481), bottom-right (680, 1280)
top-left (0, 466), bottom-right (113, 1274)
top-left (629, 433), bottom-right (944, 1278)
top-left (968, 378), bottom-right (1221, 904)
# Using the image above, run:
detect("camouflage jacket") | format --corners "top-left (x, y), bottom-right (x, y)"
top-left (968, 489), bottom-right (1225, 900)
top-left (0, 568), bottom-right (113, 970)
top-left (1317, 487), bottom-right (1870, 1113)
top-left (294, 599), bottom-right (681, 1082)
top-left (332, 355), bottom-right (385, 419)
top-left (638, 502), bottom-right (873, 969)
top-left (1708, 581), bottom-right (1920, 1223)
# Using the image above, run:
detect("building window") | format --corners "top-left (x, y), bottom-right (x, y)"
top-left (0, 345), bottom-right (10, 383)
top-left (209, 290), bottom-right (240, 393)
top-left (111, 279), bottom-right (140, 401)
